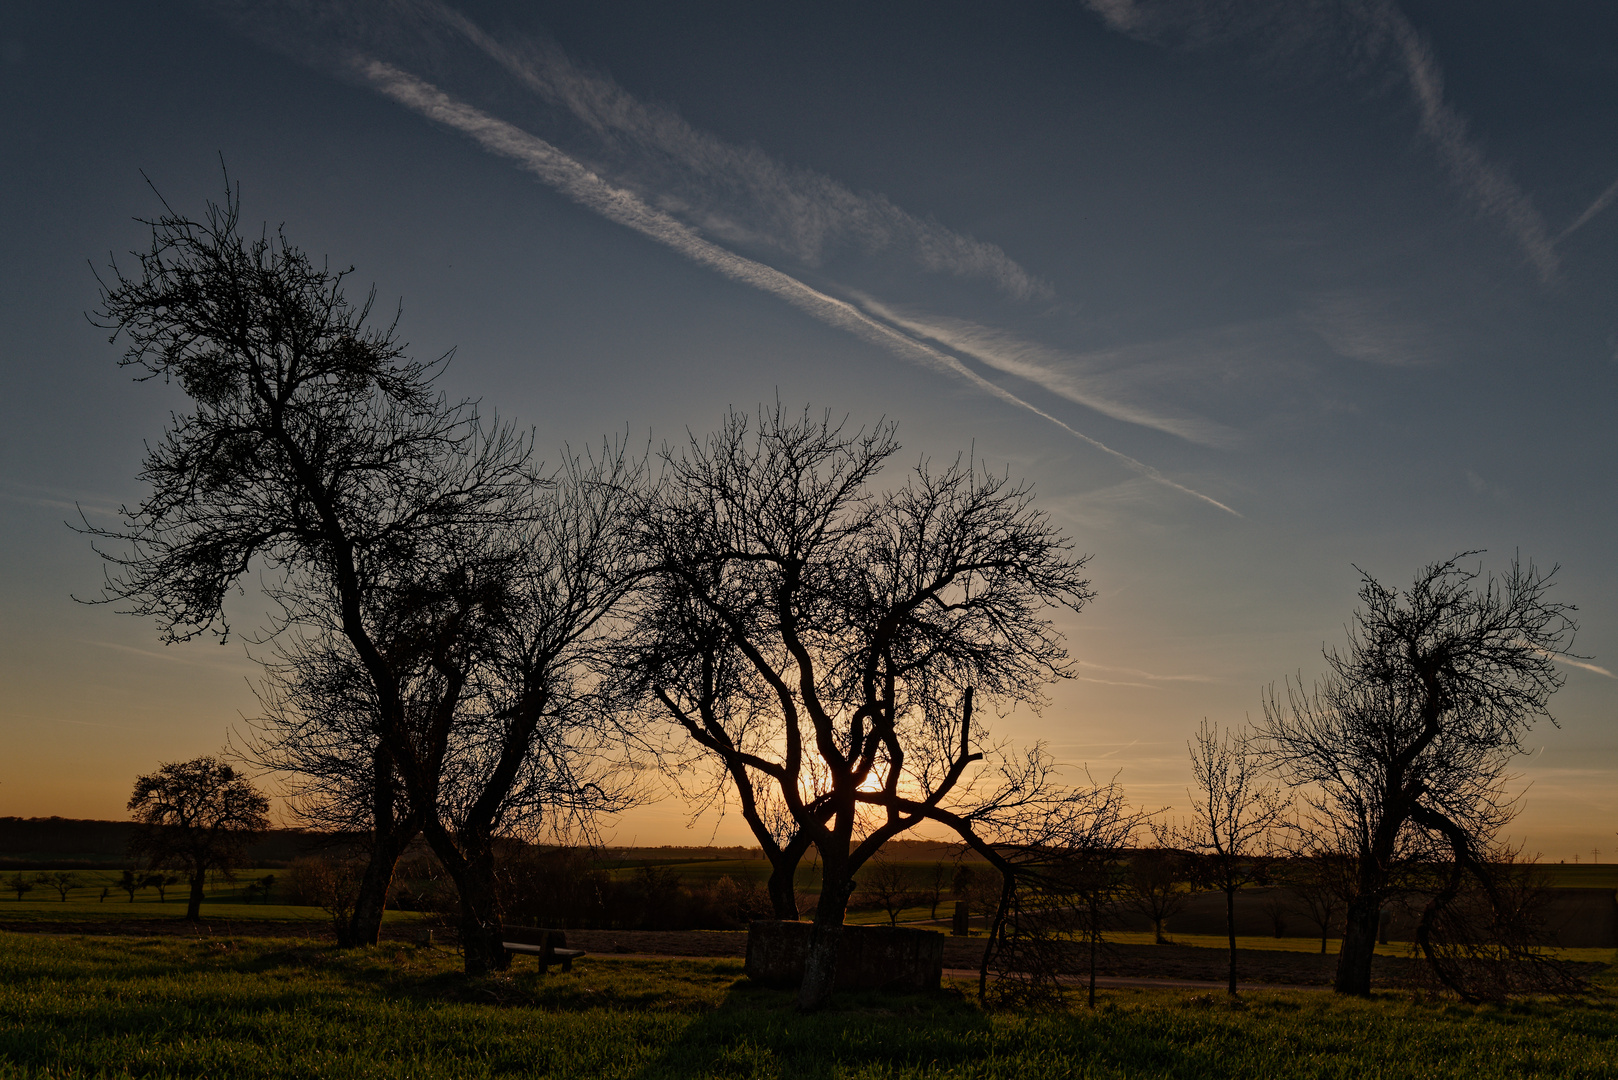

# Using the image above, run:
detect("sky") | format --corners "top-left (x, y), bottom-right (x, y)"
top-left (1, 0), bottom-right (1615, 859)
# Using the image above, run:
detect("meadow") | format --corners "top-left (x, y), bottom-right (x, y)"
top-left (1, 932), bottom-right (1615, 1079)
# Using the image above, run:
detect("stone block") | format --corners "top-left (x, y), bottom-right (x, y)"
top-left (744, 920), bottom-right (944, 992)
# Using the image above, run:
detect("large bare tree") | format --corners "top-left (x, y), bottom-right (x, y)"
top-left (248, 444), bottom-right (645, 973)
top-left (85, 183), bottom-right (532, 948)
top-left (631, 405), bottom-right (1095, 1010)
top-left (1259, 554), bottom-right (1575, 996)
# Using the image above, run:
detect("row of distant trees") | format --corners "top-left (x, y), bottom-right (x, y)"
top-left (85, 183), bottom-right (1577, 1008)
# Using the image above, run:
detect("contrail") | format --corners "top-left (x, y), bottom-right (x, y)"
top-left (373, 0), bottom-right (1050, 301)
top-left (357, 59), bottom-right (1239, 516)
top-left (854, 295), bottom-right (1234, 447)
top-left (1381, 4), bottom-right (1558, 282)
top-left (1078, 0), bottom-right (1560, 283)
top-left (1556, 173), bottom-right (1618, 245)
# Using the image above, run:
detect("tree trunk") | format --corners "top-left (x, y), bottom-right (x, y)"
top-left (767, 854), bottom-right (802, 920)
top-left (1154, 915), bottom-right (1166, 945)
top-left (343, 814), bottom-right (421, 947)
top-left (797, 866), bottom-right (854, 1011)
top-left (1088, 899), bottom-right (1099, 1009)
top-left (185, 869), bottom-right (206, 921)
top-left (1224, 887), bottom-right (1237, 995)
top-left (455, 846), bottom-right (508, 977)
top-left (1335, 894), bottom-right (1380, 995)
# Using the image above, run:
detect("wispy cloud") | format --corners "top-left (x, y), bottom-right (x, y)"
top-left (357, 60), bottom-right (1239, 516)
top-left (1079, 0), bottom-right (1559, 282)
top-left (1081, 661), bottom-right (1218, 684)
top-left (82, 638), bottom-right (257, 671)
top-left (442, 3), bottom-right (1049, 299)
top-left (1300, 289), bottom-right (1441, 367)
top-left (260, 0), bottom-right (1049, 301)
top-left (1379, 4), bottom-right (1557, 282)
top-left (854, 298), bottom-right (1236, 446)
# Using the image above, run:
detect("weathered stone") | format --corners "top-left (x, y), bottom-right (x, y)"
top-left (744, 920), bottom-right (944, 991)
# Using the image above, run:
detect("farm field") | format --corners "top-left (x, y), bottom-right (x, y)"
top-left (1, 933), bottom-right (1615, 1079)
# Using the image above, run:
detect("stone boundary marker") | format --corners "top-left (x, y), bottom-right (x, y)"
top-left (744, 920), bottom-right (944, 991)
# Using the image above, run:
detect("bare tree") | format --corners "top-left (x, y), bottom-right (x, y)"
top-left (43, 872), bottom-right (79, 902)
top-left (1122, 847), bottom-right (1191, 945)
top-left (6, 874), bottom-right (33, 902)
top-left (1259, 554), bottom-right (1575, 996)
top-left (127, 756), bottom-right (270, 920)
top-left (1158, 720), bottom-right (1290, 995)
top-left (921, 861), bottom-right (949, 921)
top-left (254, 444), bottom-right (645, 973)
top-left (85, 182), bottom-right (534, 950)
top-left (975, 773), bottom-right (1141, 1009)
top-left (410, 444), bottom-right (646, 973)
top-left (631, 405), bottom-right (1095, 1010)
top-left (1285, 847), bottom-right (1356, 954)
top-left (856, 856), bottom-right (915, 927)
top-left (116, 869), bottom-right (144, 903)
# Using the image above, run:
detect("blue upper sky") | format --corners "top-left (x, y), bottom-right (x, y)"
top-left (2, 0), bottom-right (1614, 857)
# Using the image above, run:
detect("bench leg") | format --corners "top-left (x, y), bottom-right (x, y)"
top-left (561, 957), bottom-right (572, 972)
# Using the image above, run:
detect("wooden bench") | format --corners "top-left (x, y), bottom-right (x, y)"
top-left (500, 927), bottom-right (586, 972)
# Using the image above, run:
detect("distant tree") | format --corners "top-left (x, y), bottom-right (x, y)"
top-left (977, 773), bottom-right (1141, 1009)
top-left (629, 405), bottom-right (1094, 1010)
top-left (143, 873), bottom-right (177, 902)
top-left (1157, 720), bottom-right (1290, 996)
top-left (6, 873), bottom-right (33, 901)
top-left (44, 871), bottom-right (80, 902)
top-left (857, 857), bottom-right (915, 927)
top-left (1260, 555), bottom-right (1575, 997)
top-left (1285, 849), bottom-right (1356, 954)
top-left (244, 873), bottom-right (277, 904)
top-left (921, 862), bottom-right (949, 921)
top-left (127, 756), bottom-right (270, 920)
top-left (117, 869), bottom-right (143, 902)
top-left (286, 856), bottom-right (364, 934)
top-left (1122, 848), bottom-right (1191, 945)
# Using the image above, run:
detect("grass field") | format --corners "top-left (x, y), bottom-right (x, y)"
top-left (1, 933), bottom-right (1614, 1078)
top-left (0, 868), bottom-right (427, 928)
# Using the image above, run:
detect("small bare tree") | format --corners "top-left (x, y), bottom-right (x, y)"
top-left (1122, 847), bottom-right (1191, 944)
top-left (1286, 847), bottom-right (1356, 954)
top-left (975, 772), bottom-right (1141, 1009)
top-left (1158, 720), bottom-right (1290, 995)
top-left (921, 861), bottom-right (949, 921)
top-left (857, 856), bottom-right (915, 927)
top-left (5, 874), bottom-right (32, 902)
top-left (43, 872), bottom-right (79, 902)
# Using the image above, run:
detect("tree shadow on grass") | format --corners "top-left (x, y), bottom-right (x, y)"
top-left (625, 976), bottom-right (994, 1080)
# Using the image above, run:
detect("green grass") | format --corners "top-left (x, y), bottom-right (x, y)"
top-left (1, 932), bottom-right (1615, 1078)
top-left (0, 868), bottom-right (425, 926)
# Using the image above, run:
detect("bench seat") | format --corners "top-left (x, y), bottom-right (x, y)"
top-left (499, 927), bottom-right (586, 972)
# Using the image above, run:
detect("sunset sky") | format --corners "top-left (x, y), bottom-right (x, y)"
top-left (2, 1), bottom-right (1615, 859)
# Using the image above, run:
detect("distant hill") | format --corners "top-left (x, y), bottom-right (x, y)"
top-left (0, 816), bottom-right (349, 869)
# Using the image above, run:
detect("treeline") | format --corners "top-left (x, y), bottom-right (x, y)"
top-left (0, 817), bottom-right (335, 870)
